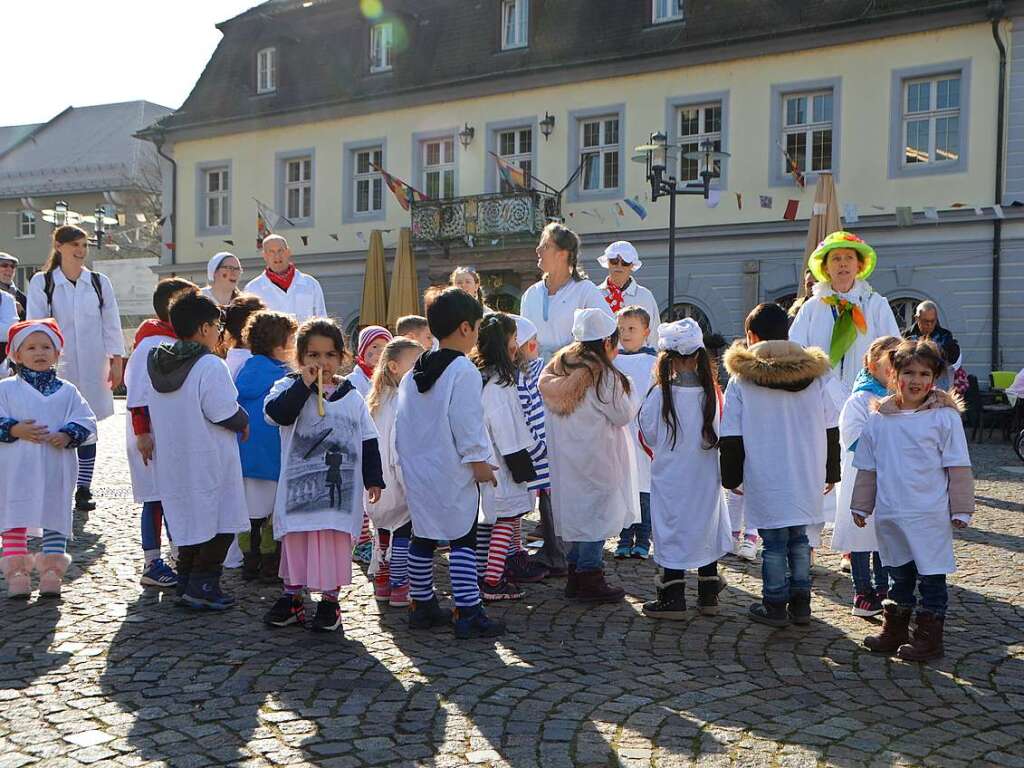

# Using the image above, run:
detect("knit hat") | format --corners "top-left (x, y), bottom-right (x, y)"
top-left (657, 318), bottom-right (704, 356)
top-left (572, 308), bottom-right (618, 343)
top-left (357, 326), bottom-right (393, 359)
top-left (808, 231), bottom-right (877, 283)
top-left (511, 314), bottom-right (537, 345)
top-left (597, 241), bottom-right (642, 270)
top-left (8, 318), bottom-right (63, 354)
top-left (207, 252), bottom-right (240, 284)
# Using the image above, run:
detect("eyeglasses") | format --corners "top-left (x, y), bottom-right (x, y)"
top-left (218, 265), bottom-right (241, 274)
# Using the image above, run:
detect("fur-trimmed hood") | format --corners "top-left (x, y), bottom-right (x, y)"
top-left (871, 388), bottom-right (965, 415)
top-left (723, 340), bottom-right (832, 392)
top-left (538, 350), bottom-right (599, 416)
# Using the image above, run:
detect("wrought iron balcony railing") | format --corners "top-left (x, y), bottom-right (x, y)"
top-left (410, 190), bottom-right (561, 246)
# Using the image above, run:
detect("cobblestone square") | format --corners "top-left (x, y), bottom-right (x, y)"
top-left (1, 406), bottom-right (1022, 768)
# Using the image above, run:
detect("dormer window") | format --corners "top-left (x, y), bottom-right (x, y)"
top-left (652, 0), bottom-right (683, 23)
top-left (370, 23), bottom-right (393, 73)
top-left (257, 47), bottom-right (277, 93)
top-left (501, 0), bottom-right (528, 50)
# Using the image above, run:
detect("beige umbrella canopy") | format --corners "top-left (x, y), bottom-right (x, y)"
top-left (799, 172), bottom-right (842, 297)
top-left (359, 229), bottom-right (388, 328)
top-left (387, 227), bottom-right (420, 328)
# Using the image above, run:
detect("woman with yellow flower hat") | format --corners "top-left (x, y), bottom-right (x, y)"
top-left (789, 231), bottom-right (901, 393)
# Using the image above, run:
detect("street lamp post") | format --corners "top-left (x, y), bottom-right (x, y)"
top-left (635, 133), bottom-right (730, 316)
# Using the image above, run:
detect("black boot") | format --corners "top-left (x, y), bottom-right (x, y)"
top-left (697, 572), bottom-right (728, 616)
top-left (408, 594), bottom-right (452, 630)
top-left (642, 574), bottom-right (687, 620)
top-left (75, 486), bottom-right (96, 512)
top-left (242, 551), bottom-right (262, 581)
top-left (787, 590), bottom-right (812, 625)
top-left (749, 599), bottom-right (790, 627)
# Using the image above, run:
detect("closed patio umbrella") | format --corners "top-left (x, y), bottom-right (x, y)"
top-left (799, 172), bottom-right (842, 297)
top-left (387, 227), bottom-right (420, 328)
top-left (359, 229), bottom-right (388, 327)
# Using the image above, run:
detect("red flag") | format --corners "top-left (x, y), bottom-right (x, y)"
top-left (370, 162), bottom-right (427, 211)
top-left (783, 199), bottom-right (800, 221)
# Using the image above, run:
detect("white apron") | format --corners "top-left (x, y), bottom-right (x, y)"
top-left (614, 351), bottom-right (656, 493)
top-left (0, 376), bottom-right (96, 536)
top-left (546, 370), bottom-right (640, 542)
top-left (831, 390), bottom-right (881, 552)
top-left (479, 377), bottom-right (535, 524)
top-left (853, 408), bottom-right (970, 575)
top-left (26, 267), bottom-right (125, 421)
top-left (148, 354), bottom-right (248, 546)
top-left (124, 334), bottom-right (172, 503)
top-left (639, 384), bottom-right (732, 570)
top-left (365, 393), bottom-right (410, 531)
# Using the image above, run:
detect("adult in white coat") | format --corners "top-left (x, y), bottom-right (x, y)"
top-left (200, 251), bottom-right (243, 307)
top-left (0, 289), bottom-right (17, 374)
top-left (596, 240), bottom-right (661, 347)
top-left (27, 225), bottom-right (124, 513)
top-left (244, 234), bottom-right (326, 321)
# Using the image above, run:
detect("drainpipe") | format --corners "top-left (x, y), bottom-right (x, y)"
top-left (152, 131), bottom-right (177, 266)
top-left (990, 1), bottom-right (1006, 370)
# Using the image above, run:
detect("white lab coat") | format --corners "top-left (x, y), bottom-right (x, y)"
top-left (599, 277), bottom-right (662, 347)
top-left (853, 407), bottom-right (971, 574)
top-left (244, 270), bottom-right (326, 322)
top-left (831, 389), bottom-right (882, 553)
top-left (0, 375), bottom-right (96, 536)
top-left (148, 354), bottom-right (248, 546)
top-left (346, 366), bottom-right (372, 398)
top-left (520, 278), bottom-right (613, 360)
top-left (789, 280), bottom-right (901, 393)
top-left (124, 333), bottom-right (173, 503)
top-left (365, 392), bottom-right (410, 531)
top-left (479, 376), bottom-right (535, 523)
top-left (614, 350), bottom-right (656, 493)
top-left (544, 366), bottom-right (640, 542)
top-left (396, 355), bottom-right (492, 540)
top-left (0, 291), bottom-right (16, 344)
top-left (26, 267), bottom-right (125, 421)
top-left (639, 383), bottom-right (732, 570)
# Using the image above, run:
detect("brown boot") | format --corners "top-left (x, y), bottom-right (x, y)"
top-left (574, 569), bottom-right (625, 604)
top-left (896, 612), bottom-right (945, 662)
top-left (864, 603), bottom-right (912, 654)
top-left (564, 563), bottom-right (578, 599)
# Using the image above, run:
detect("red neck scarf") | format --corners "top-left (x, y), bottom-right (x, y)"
top-left (604, 282), bottom-right (625, 314)
top-left (265, 264), bottom-right (296, 292)
top-left (356, 357), bottom-right (375, 378)
top-left (134, 318), bottom-right (177, 346)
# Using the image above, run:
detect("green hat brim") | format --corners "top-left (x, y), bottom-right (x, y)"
top-left (809, 240), bottom-right (876, 283)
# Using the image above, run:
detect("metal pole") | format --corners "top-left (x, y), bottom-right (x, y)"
top-left (666, 187), bottom-right (677, 316)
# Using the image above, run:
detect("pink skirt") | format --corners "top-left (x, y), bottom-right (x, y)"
top-left (279, 530), bottom-right (352, 591)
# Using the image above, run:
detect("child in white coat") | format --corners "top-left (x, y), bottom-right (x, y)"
top-left (853, 339), bottom-right (973, 662)
top-left (539, 308), bottom-right (639, 604)
top-left (365, 336), bottom-right (423, 608)
top-left (639, 319), bottom-right (733, 618)
top-left (472, 313), bottom-right (538, 602)
top-left (0, 320), bottom-right (96, 599)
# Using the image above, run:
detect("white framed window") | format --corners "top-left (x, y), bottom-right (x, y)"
top-left (653, 0), bottom-right (683, 23)
top-left (257, 47), bottom-right (276, 94)
top-left (284, 156), bottom-right (313, 220)
top-left (889, 296), bottom-right (920, 332)
top-left (17, 211), bottom-right (36, 239)
top-left (782, 90), bottom-right (833, 174)
top-left (580, 116), bottom-right (620, 193)
top-left (902, 74), bottom-right (961, 166)
top-left (370, 23), bottom-right (393, 72)
top-left (353, 146), bottom-right (384, 215)
top-left (677, 102), bottom-right (722, 184)
top-left (422, 138), bottom-right (455, 199)
top-left (203, 167), bottom-right (230, 229)
top-left (501, 0), bottom-right (528, 50)
top-left (497, 127), bottom-right (532, 193)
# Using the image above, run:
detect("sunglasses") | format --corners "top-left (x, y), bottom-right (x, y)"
top-left (606, 257), bottom-right (631, 267)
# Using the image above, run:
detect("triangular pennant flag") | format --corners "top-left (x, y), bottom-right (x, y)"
top-left (705, 190), bottom-right (721, 209)
top-left (812, 202), bottom-right (827, 216)
top-left (329, 233), bottom-right (339, 241)
top-left (623, 197), bottom-right (647, 220)
top-left (974, 206), bottom-right (984, 216)
top-left (895, 207), bottom-right (914, 227)
top-left (950, 202), bottom-right (967, 208)
top-left (735, 193), bottom-right (743, 210)
top-left (923, 207), bottom-right (939, 221)
top-left (759, 195), bottom-right (772, 209)
top-left (164, 242), bottom-right (175, 251)
top-left (300, 235), bottom-right (309, 245)
top-left (1011, 200), bottom-right (1024, 207)
top-left (994, 204), bottom-right (1006, 219)
top-left (783, 199), bottom-right (799, 220)
top-left (843, 203), bottom-right (859, 224)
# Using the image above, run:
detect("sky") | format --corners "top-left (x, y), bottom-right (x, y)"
top-left (1, 1), bottom-right (260, 127)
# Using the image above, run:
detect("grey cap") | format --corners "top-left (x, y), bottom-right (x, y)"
top-left (0, 252), bottom-right (18, 266)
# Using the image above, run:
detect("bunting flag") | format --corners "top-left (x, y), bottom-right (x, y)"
top-left (300, 235), bottom-right (309, 245)
top-left (256, 206), bottom-right (271, 249)
top-left (994, 204), bottom-right (1006, 219)
top-left (329, 233), bottom-right (339, 241)
top-left (783, 199), bottom-right (799, 220)
top-left (895, 207), bottom-right (914, 227)
top-left (223, 239), bottom-right (235, 245)
top-left (974, 207), bottom-right (985, 216)
top-left (489, 151), bottom-right (529, 191)
top-left (924, 207), bottom-right (939, 221)
top-left (812, 202), bottom-right (827, 216)
top-left (759, 195), bottom-right (773, 209)
top-left (705, 190), bottom-right (720, 209)
top-left (777, 142), bottom-right (806, 188)
top-left (735, 193), bottom-right (743, 210)
top-left (843, 203), bottom-right (859, 224)
top-left (371, 162), bottom-right (427, 211)
top-left (623, 197), bottom-right (647, 220)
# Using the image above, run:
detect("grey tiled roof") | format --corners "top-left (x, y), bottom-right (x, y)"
top-left (152, 0), bottom-right (991, 136)
top-left (0, 124), bottom-right (41, 156)
top-left (0, 101), bottom-right (173, 198)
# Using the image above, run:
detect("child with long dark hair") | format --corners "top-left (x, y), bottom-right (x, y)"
top-left (539, 308), bottom-right (638, 603)
top-left (638, 319), bottom-right (732, 618)
top-left (472, 313), bottom-right (537, 601)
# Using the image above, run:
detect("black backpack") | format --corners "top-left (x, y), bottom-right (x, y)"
top-left (43, 270), bottom-right (104, 315)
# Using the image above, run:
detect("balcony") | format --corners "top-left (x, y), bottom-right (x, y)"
top-left (410, 190), bottom-right (561, 247)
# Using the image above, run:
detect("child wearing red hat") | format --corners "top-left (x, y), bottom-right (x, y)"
top-left (0, 319), bottom-right (97, 599)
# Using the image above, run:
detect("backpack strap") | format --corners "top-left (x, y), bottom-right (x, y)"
top-left (90, 271), bottom-right (105, 312)
top-left (43, 270), bottom-right (104, 314)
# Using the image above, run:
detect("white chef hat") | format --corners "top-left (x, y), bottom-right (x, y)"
top-left (207, 251), bottom-right (240, 284)
top-left (511, 314), bottom-right (537, 345)
top-left (597, 240), bottom-right (642, 270)
top-left (572, 308), bottom-right (618, 343)
top-left (657, 318), bottom-right (705, 356)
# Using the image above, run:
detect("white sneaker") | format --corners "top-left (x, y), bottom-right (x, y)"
top-left (736, 539), bottom-right (758, 562)
top-left (840, 553), bottom-right (852, 573)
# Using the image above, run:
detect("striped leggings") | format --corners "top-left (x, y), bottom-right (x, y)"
top-left (2, 528), bottom-right (67, 556)
top-left (476, 516), bottom-right (526, 583)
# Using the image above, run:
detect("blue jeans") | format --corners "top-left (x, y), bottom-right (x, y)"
top-left (758, 525), bottom-right (810, 603)
top-left (888, 561), bottom-right (948, 616)
top-left (567, 541), bottom-right (605, 572)
top-left (617, 492), bottom-right (652, 550)
top-left (849, 551), bottom-right (890, 596)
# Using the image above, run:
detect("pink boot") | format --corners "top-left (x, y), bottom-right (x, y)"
top-left (36, 554), bottom-right (71, 598)
top-left (1, 554), bottom-right (34, 599)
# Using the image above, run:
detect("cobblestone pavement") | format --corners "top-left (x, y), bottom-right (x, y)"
top-left (1, 405), bottom-right (1022, 768)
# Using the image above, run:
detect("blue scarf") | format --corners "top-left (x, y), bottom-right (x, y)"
top-left (852, 367), bottom-right (887, 397)
top-left (18, 367), bottom-right (62, 396)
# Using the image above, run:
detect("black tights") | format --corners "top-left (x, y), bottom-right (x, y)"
top-left (664, 562), bottom-right (718, 582)
top-left (177, 533), bottom-right (234, 577)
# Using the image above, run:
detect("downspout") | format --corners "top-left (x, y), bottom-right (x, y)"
top-left (153, 131), bottom-right (177, 266)
top-left (990, 1), bottom-right (1006, 370)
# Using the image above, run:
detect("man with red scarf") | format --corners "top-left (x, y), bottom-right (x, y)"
top-left (244, 235), bottom-right (326, 321)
